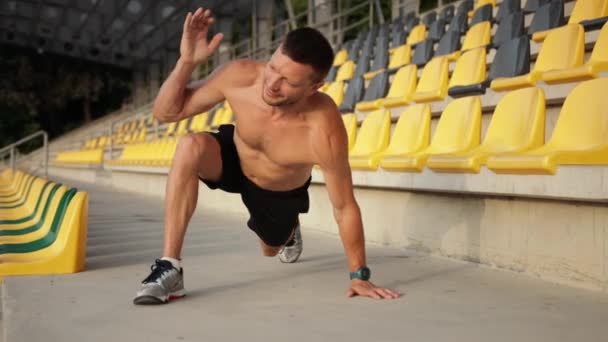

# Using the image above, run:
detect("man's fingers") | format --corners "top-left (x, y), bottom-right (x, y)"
top-left (386, 288), bottom-right (402, 298)
top-left (208, 33), bottom-right (224, 51)
top-left (193, 7), bottom-right (203, 19)
top-left (346, 288), bottom-right (356, 297)
top-left (183, 12), bottom-right (192, 33)
top-left (379, 288), bottom-right (399, 299)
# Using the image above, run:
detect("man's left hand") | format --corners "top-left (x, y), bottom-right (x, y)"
top-left (346, 279), bottom-right (402, 299)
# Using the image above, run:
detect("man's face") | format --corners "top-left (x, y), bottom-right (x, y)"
top-left (262, 47), bottom-right (321, 107)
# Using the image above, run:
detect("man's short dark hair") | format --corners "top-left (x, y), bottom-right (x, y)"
top-left (281, 27), bottom-right (334, 83)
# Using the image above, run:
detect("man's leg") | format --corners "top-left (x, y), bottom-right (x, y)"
top-left (163, 133), bottom-right (222, 259)
top-left (134, 133), bottom-right (222, 305)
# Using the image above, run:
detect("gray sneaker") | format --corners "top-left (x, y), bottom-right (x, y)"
top-left (278, 223), bottom-right (303, 263)
top-left (133, 259), bottom-right (185, 305)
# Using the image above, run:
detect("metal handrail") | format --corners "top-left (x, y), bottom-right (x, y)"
top-left (0, 130), bottom-right (48, 178)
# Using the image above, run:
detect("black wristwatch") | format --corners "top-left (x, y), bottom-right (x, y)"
top-left (349, 266), bottom-right (371, 281)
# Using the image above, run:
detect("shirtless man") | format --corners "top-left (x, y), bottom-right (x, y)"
top-left (133, 7), bottom-right (401, 305)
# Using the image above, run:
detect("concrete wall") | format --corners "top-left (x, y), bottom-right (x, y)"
top-left (48, 166), bottom-right (608, 294)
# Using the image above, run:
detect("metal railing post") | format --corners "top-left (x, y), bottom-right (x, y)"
top-left (10, 147), bottom-right (15, 173)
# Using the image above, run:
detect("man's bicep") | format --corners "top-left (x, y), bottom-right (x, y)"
top-left (179, 69), bottom-right (226, 119)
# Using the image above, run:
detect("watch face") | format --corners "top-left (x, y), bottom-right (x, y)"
top-left (361, 267), bottom-right (371, 279)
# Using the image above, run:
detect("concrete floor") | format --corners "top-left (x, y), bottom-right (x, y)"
top-left (3, 178), bottom-right (608, 342)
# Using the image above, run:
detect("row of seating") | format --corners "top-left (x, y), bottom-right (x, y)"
top-left (324, 22), bottom-right (607, 113)
top-left (342, 78), bottom-right (607, 175)
top-left (106, 138), bottom-right (179, 167)
top-left (54, 149), bottom-right (104, 165)
top-left (0, 169), bottom-right (88, 277)
top-left (82, 115), bottom-right (154, 150)
top-left (329, 0), bottom-right (608, 86)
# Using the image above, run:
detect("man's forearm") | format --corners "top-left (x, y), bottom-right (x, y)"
top-left (335, 203), bottom-right (367, 272)
top-left (152, 58), bottom-right (198, 122)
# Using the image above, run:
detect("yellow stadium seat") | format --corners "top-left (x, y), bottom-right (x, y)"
top-left (322, 81), bottom-right (345, 106)
top-left (376, 64), bottom-right (418, 108)
top-left (342, 114), bottom-right (357, 151)
top-left (427, 87), bottom-right (546, 173)
top-left (380, 97), bottom-right (482, 172)
top-left (159, 138), bottom-right (179, 166)
top-left (461, 21), bottom-right (492, 51)
top-left (0, 185), bottom-right (69, 243)
top-left (336, 61), bottom-right (356, 81)
top-left (569, 0), bottom-right (608, 25)
top-left (190, 112), bottom-right (210, 132)
top-left (0, 172), bottom-right (32, 201)
top-left (407, 24), bottom-right (427, 46)
top-left (0, 189), bottom-right (88, 277)
top-left (97, 136), bottom-right (108, 148)
top-left (412, 57), bottom-right (449, 103)
top-left (175, 118), bottom-right (190, 136)
top-left (487, 78), bottom-right (608, 174)
top-left (541, 22), bottom-right (608, 84)
top-left (387, 44), bottom-right (412, 70)
top-left (333, 49), bottom-right (348, 67)
top-left (447, 47), bottom-right (487, 90)
top-left (54, 149), bottom-right (103, 165)
top-left (491, 24), bottom-right (585, 91)
top-left (378, 104), bottom-right (431, 171)
top-left (164, 122), bottom-right (178, 138)
top-left (348, 109), bottom-right (391, 170)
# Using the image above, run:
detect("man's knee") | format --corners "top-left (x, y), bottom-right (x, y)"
top-left (175, 134), bottom-right (209, 159)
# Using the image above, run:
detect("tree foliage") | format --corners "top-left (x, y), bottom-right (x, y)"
top-left (0, 44), bottom-right (132, 150)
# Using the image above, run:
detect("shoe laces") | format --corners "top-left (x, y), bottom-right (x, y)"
top-left (143, 259), bottom-right (174, 284)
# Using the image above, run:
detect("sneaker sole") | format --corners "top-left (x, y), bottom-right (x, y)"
top-left (133, 291), bottom-right (185, 305)
top-left (279, 248), bottom-right (302, 263)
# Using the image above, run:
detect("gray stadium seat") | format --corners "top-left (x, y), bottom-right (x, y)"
top-left (523, 0), bottom-right (549, 14)
top-left (428, 18), bottom-right (447, 41)
top-left (439, 5), bottom-right (456, 22)
top-left (471, 4), bottom-right (494, 25)
top-left (496, 0), bottom-right (521, 22)
top-left (423, 11), bottom-right (437, 27)
top-left (448, 36), bottom-right (530, 97)
top-left (391, 29), bottom-right (407, 48)
top-left (435, 31), bottom-right (461, 58)
top-left (411, 39), bottom-right (435, 67)
top-left (339, 76), bottom-right (365, 113)
top-left (354, 49), bottom-right (371, 77)
top-left (492, 11), bottom-right (525, 47)
top-left (457, 0), bottom-right (474, 16)
top-left (448, 12), bottom-right (468, 34)
top-left (369, 39), bottom-right (389, 73)
top-left (325, 66), bottom-right (338, 83)
top-left (527, 0), bottom-right (564, 37)
top-left (359, 71), bottom-right (389, 105)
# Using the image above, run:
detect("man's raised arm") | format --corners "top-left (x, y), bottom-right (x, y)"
top-left (153, 7), bottom-right (225, 123)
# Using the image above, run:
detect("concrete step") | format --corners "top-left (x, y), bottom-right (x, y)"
top-left (2, 179), bottom-right (608, 342)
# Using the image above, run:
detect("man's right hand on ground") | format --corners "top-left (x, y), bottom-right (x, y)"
top-left (180, 7), bottom-right (224, 65)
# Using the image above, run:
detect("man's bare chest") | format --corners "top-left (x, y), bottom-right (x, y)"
top-left (232, 110), bottom-right (315, 167)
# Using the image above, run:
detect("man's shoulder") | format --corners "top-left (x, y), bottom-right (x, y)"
top-left (217, 59), bottom-right (262, 87)
top-left (307, 92), bottom-right (342, 128)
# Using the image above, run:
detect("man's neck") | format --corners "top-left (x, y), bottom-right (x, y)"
top-left (268, 97), bottom-right (309, 120)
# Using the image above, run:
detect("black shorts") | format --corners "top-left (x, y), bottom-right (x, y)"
top-left (200, 124), bottom-right (311, 247)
